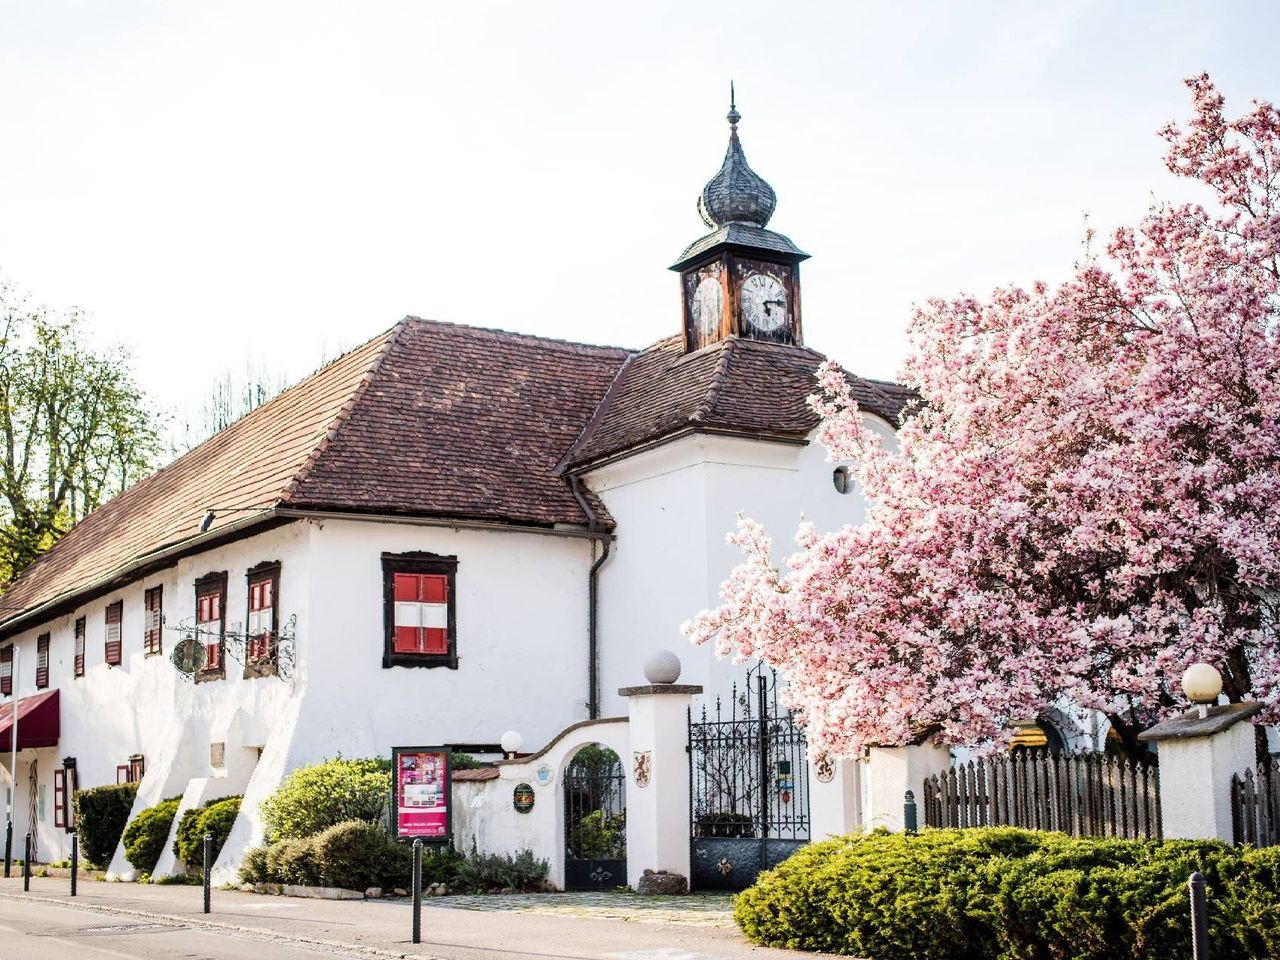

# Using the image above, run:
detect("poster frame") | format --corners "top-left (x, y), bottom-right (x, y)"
top-left (391, 744), bottom-right (453, 843)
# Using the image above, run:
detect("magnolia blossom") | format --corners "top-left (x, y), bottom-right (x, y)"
top-left (684, 75), bottom-right (1280, 759)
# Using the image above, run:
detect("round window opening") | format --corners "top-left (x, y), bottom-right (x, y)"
top-left (832, 466), bottom-right (852, 495)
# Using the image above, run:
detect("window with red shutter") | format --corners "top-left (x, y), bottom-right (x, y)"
top-left (382, 553), bottom-right (458, 669)
top-left (105, 601), bottom-right (123, 666)
top-left (36, 633), bottom-right (50, 688)
top-left (245, 562), bottom-right (280, 676)
top-left (194, 572), bottom-right (227, 679)
top-left (74, 617), bottom-right (86, 677)
top-left (53, 768), bottom-right (67, 828)
top-left (143, 587), bottom-right (163, 656)
top-left (1, 645), bottom-right (12, 696)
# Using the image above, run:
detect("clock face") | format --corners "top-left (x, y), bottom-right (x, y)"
top-left (740, 273), bottom-right (787, 332)
top-left (691, 277), bottom-right (724, 337)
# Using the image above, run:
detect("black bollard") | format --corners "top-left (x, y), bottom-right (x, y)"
top-left (70, 833), bottom-right (78, 897)
top-left (202, 833), bottom-right (212, 914)
top-left (904, 790), bottom-right (918, 834)
top-left (411, 838), bottom-right (423, 944)
top-left (23, 832), bottom-right (31, 891)
top-left (1189, 871), bottom-right (1209, 960)
top-left (3, 819), bottom-right (11, 878)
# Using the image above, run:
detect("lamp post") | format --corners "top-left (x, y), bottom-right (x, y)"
top-left (1182, 663), bottom-right (1223, 719)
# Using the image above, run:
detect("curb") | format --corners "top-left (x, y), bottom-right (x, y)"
top-left (0, 889), bottom-right (446, 960)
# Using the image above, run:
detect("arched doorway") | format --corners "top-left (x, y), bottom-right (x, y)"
top-left (562, 743), bottom-right (626, 890)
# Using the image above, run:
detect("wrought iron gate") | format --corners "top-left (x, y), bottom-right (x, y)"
top-left (688, 663), bottom-right (810, 890)
top-left (563, 745), bottom-right (626, 890)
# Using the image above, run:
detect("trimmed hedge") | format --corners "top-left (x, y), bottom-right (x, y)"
top-left (734, 829), bottom-right (1280, 960)
top-left (72, 783), bottom-right (138, 869)
top-left (239, 819), bottom-right (462, 890)
top-left (122, 796), bottom-right (181, 873)
top-left (260, 758), bottom-right (390, 842)
top-left (173, 796), bottom-right (242, 867)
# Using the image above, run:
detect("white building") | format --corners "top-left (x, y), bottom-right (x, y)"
top-left (0, 100), bottom-right (909, 878)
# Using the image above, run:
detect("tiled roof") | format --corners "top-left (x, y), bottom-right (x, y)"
top-left (0, 316), bottom-right (909, 632)
top-left (0, 330), bottom-right (395, 630)
top-left (0, 319), bottom-right (628, 632)
top-left (563, 335), bottom-right (909, 470)
top-left (286, 319), bottom-right (630, 527)
top-left (672, 223), bottom-right (808, 269)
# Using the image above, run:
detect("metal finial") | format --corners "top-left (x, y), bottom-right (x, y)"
top-left (727, 81), bottom-right (740, 131)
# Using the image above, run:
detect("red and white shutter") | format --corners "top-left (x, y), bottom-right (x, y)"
top-left (105, 602), bottom-right (123, 666)
top-left (248, 578), bottom-right (274, 661)
top-left (74, 618), bottom-right (86, 677)
top-left (36, 633), bottom-right (49, 688)
top-left (393, 573), bottom-right (448, 654)
top-left (198, 592), bottom-right (222, 670)
top-left (0, 646), bottom-right (11, 695)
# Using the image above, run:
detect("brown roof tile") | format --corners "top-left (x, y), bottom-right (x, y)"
top-left (564, 335), bottom-right (909, 469)
top-left (0, 317), bottom-right (908, 633)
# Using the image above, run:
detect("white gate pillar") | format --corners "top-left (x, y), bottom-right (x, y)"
top-left (809, 754), bottom-right (863, 839)
top-left (620, 652), bottom-right (701, 891)
top-left (1138, 702), bottom-right (1262, 842)
top-left (863, 741), bottom-right (950, 832)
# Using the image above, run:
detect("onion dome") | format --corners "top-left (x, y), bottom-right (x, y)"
top-left (697, 88), bottom-right (777, 229)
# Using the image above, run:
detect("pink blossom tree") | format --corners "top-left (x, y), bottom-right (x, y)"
top-left (684, 75), bottom-right (1280, 760)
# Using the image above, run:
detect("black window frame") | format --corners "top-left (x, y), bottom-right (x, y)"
top-left (194, 571), bottom-right (228, 683)
top-left (244, 560), bottom-right (281, 679)
top-left (381, 551), bottom-right (459, 670)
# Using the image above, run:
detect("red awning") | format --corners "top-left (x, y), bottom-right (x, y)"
top-left (0, 689), bottom-right (60, 752)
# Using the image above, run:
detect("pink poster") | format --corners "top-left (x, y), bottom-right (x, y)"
top-left (396, 749), bottom-right (450, 838)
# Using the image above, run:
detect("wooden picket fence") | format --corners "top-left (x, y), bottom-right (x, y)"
top-left (922, 748), bottom-right (1162, 839)
top-left (1231, 757), bottom-right (1279, 848)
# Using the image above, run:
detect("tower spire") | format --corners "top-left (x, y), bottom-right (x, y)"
top-left (697, 84), bottom-right (775, 229)
top-left (728, 81), bottom-right (739, 133)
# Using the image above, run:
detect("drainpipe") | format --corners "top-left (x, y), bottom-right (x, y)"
top-left (569, 475), bottom-right (612, 720)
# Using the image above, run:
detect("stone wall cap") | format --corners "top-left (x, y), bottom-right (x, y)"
top-left (618, 684), bottom-right (704, 697)
top-left (1137, 701), bottom-right (1263, 742)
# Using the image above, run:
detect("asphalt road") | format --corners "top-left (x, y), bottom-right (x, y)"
top-left (0, 896), bottom-right (386, 959)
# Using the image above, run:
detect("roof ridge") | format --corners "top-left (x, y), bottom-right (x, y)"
top-left (403, 316), bottom-right (633, 357)
top-left (555, 352), bottom-right (637, 476)
top-left (280, 320), bottom-right (407, 502)
top-left (692, 338), bottom-right (735, 423)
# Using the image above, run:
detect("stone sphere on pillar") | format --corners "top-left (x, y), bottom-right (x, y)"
top-left (643, 650), bottom-right (682, 685)
top-left (1181, 663), bottom-right (1223, 705)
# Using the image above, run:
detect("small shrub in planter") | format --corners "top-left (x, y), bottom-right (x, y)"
top-left (173, 796), bottom-right (241, 867)
top-left (73, 783), bottom-right (139, 869)
top-left (260, 757), bottom-right (390, 842)
top-left (122, 796), bottom-right (182, 874)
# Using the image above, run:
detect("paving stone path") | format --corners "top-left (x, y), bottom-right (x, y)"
top-left (420, 890), bottom-right (737, 927)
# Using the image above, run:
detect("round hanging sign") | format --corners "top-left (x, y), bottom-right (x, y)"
top-left (171, 637), bottom-right (206, 675)
top-left (513, 783), bottom-right (535, 813)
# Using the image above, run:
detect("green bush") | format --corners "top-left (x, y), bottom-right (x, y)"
top-left (260, 757), bottom-right (390, 842)
top-left (734, 829), bottom-right (1280, 960)
top-left (73, 783), bottom-right (139, 869)
top-left (121, 796), bottom-right (181, 873)
top-left (239, 820), bottom-right (462, 890)
top-left (453, 845), bottom-right (549, 893)
top-left (173, 796), bottom-right (241, 867)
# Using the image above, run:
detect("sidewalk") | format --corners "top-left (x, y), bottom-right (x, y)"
top-left (0, 875), bottom-right (800, 960)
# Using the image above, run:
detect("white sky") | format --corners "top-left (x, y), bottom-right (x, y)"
top-left (1, 1), bottom-right (1276, 418)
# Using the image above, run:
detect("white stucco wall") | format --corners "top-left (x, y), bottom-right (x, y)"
top-left (588, 417), bottom-right (896, 716)
top-left (1, 514), bottom-right (599, 880)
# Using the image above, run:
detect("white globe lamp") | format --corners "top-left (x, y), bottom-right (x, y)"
top-left (1182, 663), bottom-right (1223, 718)
top-left (499, 729), bottom-right (523, 758)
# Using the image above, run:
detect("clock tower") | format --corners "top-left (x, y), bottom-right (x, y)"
top-left (672, 90), bottom-right (809, 352)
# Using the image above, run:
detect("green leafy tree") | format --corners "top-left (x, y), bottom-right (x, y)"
top-left (0, 279), bottom-right (161, 580)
